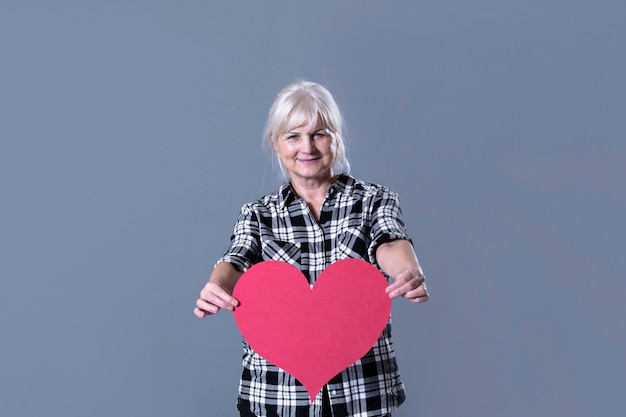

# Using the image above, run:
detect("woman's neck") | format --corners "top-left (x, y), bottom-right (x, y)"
top-left (289, 175), bottom-right (337, 205)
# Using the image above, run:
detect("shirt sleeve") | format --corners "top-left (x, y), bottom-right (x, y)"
top-left (369, 187), bottom-right (412, 255)
top-left (215, 203), bottom-right (261, 271)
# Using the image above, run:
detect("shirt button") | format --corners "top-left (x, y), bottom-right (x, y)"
top-left (331, 390), bottom-right (337, 395)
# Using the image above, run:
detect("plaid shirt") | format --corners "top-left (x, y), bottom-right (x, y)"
top-left (218, 174), bottom-right (410, 417)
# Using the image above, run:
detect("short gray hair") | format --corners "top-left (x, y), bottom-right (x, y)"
top-left (264, 81), bottom-right (350, 180)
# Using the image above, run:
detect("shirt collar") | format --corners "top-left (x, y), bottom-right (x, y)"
top-left (277, 174), bottom-right (354, 210)
top-left (329, 174), bottom-right (353, 196)
top-left (278, 182), bottom-right (297, 210)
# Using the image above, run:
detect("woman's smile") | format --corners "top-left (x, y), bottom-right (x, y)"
top-left (275, 121), bottom-right (335, 183)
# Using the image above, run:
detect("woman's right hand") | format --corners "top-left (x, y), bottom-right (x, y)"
top-left (194, 281), bottom-right (240, 318)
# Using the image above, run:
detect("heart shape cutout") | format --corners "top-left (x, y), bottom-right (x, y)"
top-left (232, 258), bottom-right (391, 402)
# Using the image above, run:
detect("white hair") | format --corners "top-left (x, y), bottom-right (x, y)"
top-left (263, 81), bottom-right (350, 180)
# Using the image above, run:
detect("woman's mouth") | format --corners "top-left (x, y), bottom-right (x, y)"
top-left (298, 158), bottom-right (320, 163)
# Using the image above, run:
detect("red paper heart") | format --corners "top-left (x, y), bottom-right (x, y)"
top-left (232, 258), bottom-right (391, 402)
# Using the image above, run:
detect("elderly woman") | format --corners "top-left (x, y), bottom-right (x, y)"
top-left (194, 81), bottom-right (429, 417)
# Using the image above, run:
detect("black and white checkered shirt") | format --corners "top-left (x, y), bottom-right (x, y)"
top-left (218, 174), bottom-right (410, 417)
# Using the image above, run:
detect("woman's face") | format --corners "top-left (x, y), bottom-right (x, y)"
top-left (275, 120), bottom-right (335, 184)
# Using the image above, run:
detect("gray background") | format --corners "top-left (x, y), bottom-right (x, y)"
top-left (1, 1), bottom-right (624, 416)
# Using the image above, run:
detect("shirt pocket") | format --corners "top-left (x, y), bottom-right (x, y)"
top-left (336, 223), bottom-right (370, 261)
top-left (261, 239), bottom-right (301, 269)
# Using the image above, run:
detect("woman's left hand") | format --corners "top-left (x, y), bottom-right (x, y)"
top-left (386, 270), bottom-right (429, 303)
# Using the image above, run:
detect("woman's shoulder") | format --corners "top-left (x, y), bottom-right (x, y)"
top-left (237, 186), bottom-right (287, 213)
top-left (342, 175), bottom-right (398, 198)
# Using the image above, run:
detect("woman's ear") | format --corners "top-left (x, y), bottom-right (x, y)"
top-left (270, 134), bottom-right (278, 150)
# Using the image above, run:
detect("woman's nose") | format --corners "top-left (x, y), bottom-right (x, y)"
top-left (301, 135), bottom-right (315, 153)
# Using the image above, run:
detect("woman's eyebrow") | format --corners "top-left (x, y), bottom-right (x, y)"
top-left (284, 127), bottom-right (326, 135)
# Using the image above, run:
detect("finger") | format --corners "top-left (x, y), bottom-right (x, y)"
top-left (196, 298), bottom-right (220, 315)
top-left (386, 280), bottom-right (403, 293)
top-left (206, 293), bottom-right (237, 311)
top-left (408, 293), bottom-right (430, 303)
top-left (388, 282), bottom-right (419, 299)
top-left (385, 270), bottom-right (413, 293)
top-left (405, 284), bottom-right (430, 303)
top-left (387, 276), bottom-right (423, 299)
top-left (201, 284), bottom-right (239, 308)
top-left (193, 307), bottom-right (207, 318)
